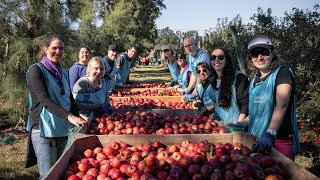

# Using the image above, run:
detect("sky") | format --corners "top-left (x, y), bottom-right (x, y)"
top-left (155, 0), bottom-right (318, 35)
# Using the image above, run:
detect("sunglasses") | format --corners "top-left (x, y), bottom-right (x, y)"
top-left (57, 81), bottom-right (65, 95)
top-left (249, 48), bottom-right (271, 58)
top-left (211, 54), bottom-right (225, 61)
top-left (196, 68), bottom-right (208, 74)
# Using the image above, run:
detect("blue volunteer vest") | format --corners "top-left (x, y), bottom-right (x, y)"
top-left (26, 63), bottom-right (74, 137)
top-left (196, 83), bottom-right (215, 112)
top-left (103, 57), bottom-right (117, 91)
top-left (116, 52), bottom-right (133, 86)
top-left (249, 65), bottom-right (300, 154)
top-left (178, 65), bottom-right (190, 88)
top-left (212, 71), bottom-right (242, 123)
top-left (72, 79), bottom-right (108, 117)
top-left (167, 60), bottom-right (179, 81)
top-left (188, 49), bottom-right (210, 78)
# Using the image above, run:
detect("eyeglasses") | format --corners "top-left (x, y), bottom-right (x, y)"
top-left (184, 43), bottom-right (195, 48)
top-left (196, 68), bottom-right (208, 74)
top-left (176, 58), bottom-right (184, 61)
top-left (57, 81), bottom-right (65, 95)
top-left (249, 48), bottom-right (271, 58)
top-left (211, 54), bottom-right (225, 61)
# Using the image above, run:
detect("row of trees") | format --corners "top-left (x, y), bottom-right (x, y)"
top-left (0, 1), bottom-right (319, 123)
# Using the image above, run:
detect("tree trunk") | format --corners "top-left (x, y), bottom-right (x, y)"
top-left (230, 26), bottom-right (247, 75)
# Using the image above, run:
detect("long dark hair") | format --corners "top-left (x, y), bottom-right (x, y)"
top-left (211, 48), bottom-right (235, 108)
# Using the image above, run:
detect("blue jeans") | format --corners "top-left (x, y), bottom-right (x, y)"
top-left (31, 129), bottom-right (67, 179)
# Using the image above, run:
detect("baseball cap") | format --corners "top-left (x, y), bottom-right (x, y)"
top-left (108, 44), bottom-right (118, 51)
top-left (248, 35), bottom-right (273, 52)
top-left (162, 44), bottom-right (171, 51)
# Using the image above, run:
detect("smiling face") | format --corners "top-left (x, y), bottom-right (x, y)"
top-left (78, 47), bottom-right (90, 65)
top-left (196, 65), bottom-right (210, 82)
top-left (45, 39), bottom-right (64, 64)
top-left (183, 37), bottom-right (197, 57)
top-left (211, 49), bottom-right (226, 73)
top-left (176, 53), bottom-right (186, 67)
top-left (108, 49), bottom-right (118, 60)
top-left (249, 47), bottom-right (273, 73)
top-left (127, 47), bottom-right (137, 58)
top-left (88, 61), bottom-right (105, 82)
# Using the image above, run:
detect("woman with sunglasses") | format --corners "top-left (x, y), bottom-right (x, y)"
top-left (162, 44), bottom-right (179, 86)
top-left (176, 52), bottom-right (192, 88)
top-left (242, 35), bottom-right (300, 160)
top-left (25, 35), bottom-right (88, 179)
top-left (209, 48), bottom-right (249, 123)
top-left (73, 57), bottom-right (110, 118)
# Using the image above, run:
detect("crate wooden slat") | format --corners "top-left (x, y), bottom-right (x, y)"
top-left (113, 109), bottom-right (198, 116)
top-left (115, 87), bottom-right (181, 93)
top-left (45, 133), bottom-right (319, 180)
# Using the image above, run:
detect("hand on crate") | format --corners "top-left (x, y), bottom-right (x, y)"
top-left (194, 101), bottom-right (204, 108)
top-left (253, 132), bottom-right (275, 153)
top-left (184, 93), bottom-right (196, 102)
top-left (181, 88), bottom-right (191, 95)
top-left (225, 122), bottom-right (245, 133)
top-left (196, 106), bottom-right (207, 116)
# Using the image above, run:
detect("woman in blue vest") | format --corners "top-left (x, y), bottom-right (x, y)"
top-left (176, 52), bottom-right (191, 89)
top-left (115, 46), bottom-right (137, 86)
top-left (241, 35), bottom-right (300, 160)
top-left (25, 35), bottom-right (88, 179)
top-left (162, 44), bottom-right (179, 86)
top-left (69, 46), bottom-right (90, 91)
top-left (210, 48), bottom-right (249, 123)
top-left (73, 57), bottom-right (110, 118)
top-left (102, 44), bottom-right (118, 92)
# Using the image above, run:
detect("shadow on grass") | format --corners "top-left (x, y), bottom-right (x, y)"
top-left (0, 167), bottom-right (39, 180)
top-left (299, 141), bottom-right (320, 177)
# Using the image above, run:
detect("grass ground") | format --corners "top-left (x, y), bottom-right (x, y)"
top-left (0, 64), bottom-right (319, 179)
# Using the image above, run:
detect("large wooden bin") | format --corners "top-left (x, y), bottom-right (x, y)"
top-left (45, 133), bottom-right (319, 180)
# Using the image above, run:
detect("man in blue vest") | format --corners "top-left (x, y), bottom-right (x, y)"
top-left (115, 45), bottom-right (137, 86)
top-left (102, 44), bottom-right (118, 92)
top-left (182, 37), bottom-right (210, 101)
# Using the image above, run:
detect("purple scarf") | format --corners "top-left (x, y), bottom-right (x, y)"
top-left (41, 56), bottom-right (62, 81)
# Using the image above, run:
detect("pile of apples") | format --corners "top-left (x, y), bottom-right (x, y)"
top-left (117, 83), bottom-right (168, 89)
top-left (110, 88), bottom-right (180, 97)
top-left (62, 141), bottom-right (286, 180)
top-left (110, 98), bottom-right (193, 110)
top-left (88, 111), bottom-right (224, 135)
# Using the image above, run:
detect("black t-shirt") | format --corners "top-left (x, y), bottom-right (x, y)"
top-left (235, 73), bottom-right (250, 115)
top-left (254, 66), bottom-right (294, 140)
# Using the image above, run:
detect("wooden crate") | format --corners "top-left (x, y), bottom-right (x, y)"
top-left (110, 96), bottom-right (184, 102)
top-left (45, 133), bottom-right (319, 180)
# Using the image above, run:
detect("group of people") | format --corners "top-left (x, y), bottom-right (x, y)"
top-left (25, 34), bottom-right (300, 179)
top-left (25, 35), bottom-right (137, 179)
top-left (163, 36), bottom-right (300, 161)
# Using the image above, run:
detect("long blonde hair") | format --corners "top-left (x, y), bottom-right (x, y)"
top-left (86, 56), bottom-right (106, 77)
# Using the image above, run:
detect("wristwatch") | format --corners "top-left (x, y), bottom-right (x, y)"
top-left (267, 129), bottom-right (277, 136)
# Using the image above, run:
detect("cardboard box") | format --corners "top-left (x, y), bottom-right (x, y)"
top-left (46, 133), bottom-right (319, 180)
